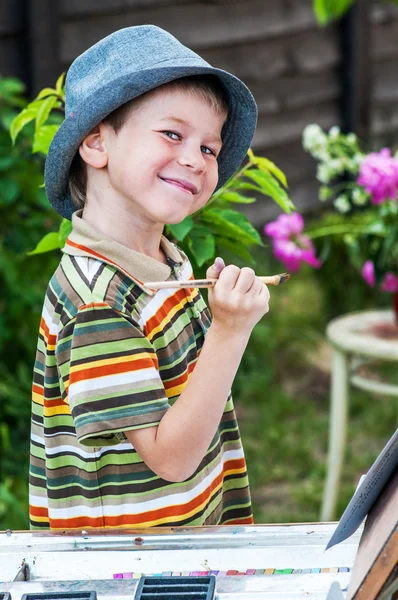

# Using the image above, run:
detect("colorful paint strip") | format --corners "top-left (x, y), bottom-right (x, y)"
top-left (113, 567), bottom-right (351, 579)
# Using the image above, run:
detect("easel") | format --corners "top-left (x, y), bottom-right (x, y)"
top-left (346, 466), bottom-right (398, 600)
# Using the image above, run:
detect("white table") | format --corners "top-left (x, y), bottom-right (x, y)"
top-left (0, 524), bottom-right (361, 599)
top-left (320, 310), bottom-right (398, 522)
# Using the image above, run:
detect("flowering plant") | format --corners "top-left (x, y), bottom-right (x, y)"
top-left (264, 124), bottom-right (398, 293)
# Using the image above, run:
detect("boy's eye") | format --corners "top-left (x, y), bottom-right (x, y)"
top-left (163, 130), bottom-right (181, 140)
top-left (162, 131), bottom-right (217, 157)
top-left (201, 145), bottom-right (217, 157)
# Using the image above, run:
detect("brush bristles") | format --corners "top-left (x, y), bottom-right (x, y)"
top-left (278, 273), bottom-right (290, 285)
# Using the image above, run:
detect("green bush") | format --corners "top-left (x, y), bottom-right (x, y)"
top-left (0, 76), bottom-right (61, 528)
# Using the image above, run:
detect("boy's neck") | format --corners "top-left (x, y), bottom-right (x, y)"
top-left (81, 204), bottom-right (168, 264)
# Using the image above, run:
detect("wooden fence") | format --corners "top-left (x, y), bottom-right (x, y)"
top-left (1, 0), bottom-right (398, 224)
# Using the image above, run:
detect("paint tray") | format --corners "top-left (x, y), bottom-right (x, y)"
top-left (134, 575), bottom-right (216, 599)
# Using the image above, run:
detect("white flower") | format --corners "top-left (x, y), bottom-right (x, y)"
top-left (347, 133), bottom-right (357, 144)
top-left (329, 158), bottom-right (345, 174)
top-left (317, 164), bottom-right (332, 184)
top-left (329, 126), bottom-right (340, 139)
top-left (351, 188), bottom-right (368, 206)
top-left (303, 124), bottom-right (327, 152)
top-left (353, 153), bottom-right (365, 167)
top-left (312, 147), bottom-right (330, 162)
top-left (334, 195), bottom-right (351, 213)
top-left (319, 186), bottom-right (333, 201)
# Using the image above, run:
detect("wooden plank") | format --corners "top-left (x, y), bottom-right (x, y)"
top-left (372, 58), bottom-right (398, 105)
top-left (372, 21), bottom-right (398, 61)
top-left (253, 101), bottom-right (340, 150)
top-left (371, 105), bottom-right (398, 137)
top-left (0, 0), bottom-right (24, 36)
top-left (370, 0), bottom-right (398, 26)
top-left (201, 28), bottom-right (339, 82)
top-left (346, 467), bottom-right (398, 600)
top-left (60, 0), bottom-right (317, 61)
top-left (60, 0), bottom-right (187, 16)
top-left (60, 0), bottom-right (307, 18)
top-left (251, 72), bottom-right (340, 114)
top-left (27, 0), bottom-right (60, 94)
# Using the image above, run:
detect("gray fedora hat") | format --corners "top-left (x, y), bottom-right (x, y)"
top-left (45, 25), bottom-right (257, 220)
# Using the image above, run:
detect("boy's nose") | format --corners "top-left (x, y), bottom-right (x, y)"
top-left (177, 148), bottom-right (205, 172)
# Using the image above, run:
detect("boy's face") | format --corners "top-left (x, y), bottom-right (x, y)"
top-left (97, 85), bottom-right (226, 225)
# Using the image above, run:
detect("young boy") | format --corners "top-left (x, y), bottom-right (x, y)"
top-left (29, 25), bottom-right (270, 529)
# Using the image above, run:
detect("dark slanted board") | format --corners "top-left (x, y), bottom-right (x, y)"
top-left (346, 466), bottom-right (398, 600)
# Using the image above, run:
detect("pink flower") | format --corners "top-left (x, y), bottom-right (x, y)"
top-left (382, 272), bottom-right (398, 293)
top-left (362, 260), bottom-right (376, 287)
top-left (264, 212), bottom-right (321, 273)
top-left (361, 260), bottom-right (398, 292)
top-left (357, 148), bottom-right (398, 204)
top-left (264, 212), bottom-right (304, 239)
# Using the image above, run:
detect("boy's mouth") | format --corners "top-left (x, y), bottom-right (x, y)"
top-left (159, 177), bottom-right (198, 195)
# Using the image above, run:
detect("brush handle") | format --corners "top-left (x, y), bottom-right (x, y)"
top-left (145, 275), bottom-right (283, 290)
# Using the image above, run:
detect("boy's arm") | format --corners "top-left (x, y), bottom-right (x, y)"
top-left (125, 261), bottom-right (270, 482)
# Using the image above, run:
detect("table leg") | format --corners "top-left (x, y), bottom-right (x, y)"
top-left (320, 348), bottom-right (349, 522)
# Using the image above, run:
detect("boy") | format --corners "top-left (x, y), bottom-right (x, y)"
top-left (29, 25), bottom-right (270, 529)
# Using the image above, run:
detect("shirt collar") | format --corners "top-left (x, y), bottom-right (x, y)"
top-left (62, 210), bottom-right (185, 295)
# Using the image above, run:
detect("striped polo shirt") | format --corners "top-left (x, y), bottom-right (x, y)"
top-left (29, 211), bottom-right (253, 529)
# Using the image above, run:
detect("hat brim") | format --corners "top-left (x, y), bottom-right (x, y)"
top-left (45, 61), bottom-right (257, 220)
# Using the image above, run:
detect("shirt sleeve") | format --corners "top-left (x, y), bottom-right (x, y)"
top-left (56, 302), bottom-right (171, 447)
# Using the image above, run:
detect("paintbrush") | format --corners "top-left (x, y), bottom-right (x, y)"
top-left (145, 273), bottom-right (290, 290)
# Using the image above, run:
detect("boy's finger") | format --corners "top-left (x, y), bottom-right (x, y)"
top-left (233, 267), bottom-right (256, 293)
top-left (206, 256), bottom-right (225, 280)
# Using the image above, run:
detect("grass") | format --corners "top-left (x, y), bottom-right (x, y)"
top-left (233, 260), bottom-right (398, 523)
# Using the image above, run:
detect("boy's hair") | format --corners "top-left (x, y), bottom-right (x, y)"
top-left (68, 75), bottom-right (229, 209)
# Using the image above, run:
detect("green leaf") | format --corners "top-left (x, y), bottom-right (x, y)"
top-left (248, 150), bottom-right (288, 188)
top-left (0, 77), bottom-right (25, 95)
top-left (28, 232), bottom-right (61, 255)
top-left (313, 0), bottom-right (354, 26)
top-left (187, 225), bottom-right (215, 266)
top-left (36, 87), bottom-right (57, 100)
top-left (220, 209), bottom-right (262, 243)
top-left (35, 95), bottom-right (58, 131)
top-left (234, 182), bottom-right (263, 193)
top-left (10, 105), bottom-right (40, 143)
top-left (35, 187), bottom-right (51, 209)
top-left (0, 178), bottom-right (19, 204)
top-left (0, 423), bottom-right (10, 451)
top-left (58, 219), bottom-right (73, 248)
top-left (202, 208), bottom-right (262, 246)
top-left (56, 72), bottom-right (66, 95)
top-left (364, 221), bottom-right (387, 235)
top-left (218, 191), bottom-right (256, 204)
top-left (166, 216), bottom-right (194, 241)
top-left (1, 109), bottom-right (18, 130)
top-left (216, 237), bottom-right (254, 263)
top-left (244, 170), bottom-right (295, 213)
top-left (33, 124), bottom-right (59, 155)
top-left (0, 156), bottom-right (15, 171)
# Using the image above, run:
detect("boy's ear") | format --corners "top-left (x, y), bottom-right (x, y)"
top-left (79, 124), bottom-right (109, 169)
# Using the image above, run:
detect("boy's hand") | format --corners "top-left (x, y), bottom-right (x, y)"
top-left (206, 258), bottom-right (270, 337)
